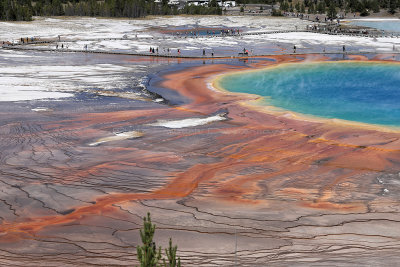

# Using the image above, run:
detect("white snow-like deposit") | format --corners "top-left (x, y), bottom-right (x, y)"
top-left (31, 107), bottom-right (52, 112)
top-left (0, 85), bottom-right (73, 101)
top-left (148, 114), bottom-right (227, 128)
top-left (0, 75), bottom-right (73, 102)
top-left (259, 31), bottom-right (400, 51)
top-left (0, 49), bottom-right (150, 101)
top-left (2, 16), bottom-right (399, 56)
top-left (89, 131), bottom-right (143, 146)
top-left (0, 17), bottom-right (144, 40)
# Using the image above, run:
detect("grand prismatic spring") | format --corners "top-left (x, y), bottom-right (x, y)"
top-left (217, 62), bottom-right (400, 127)
top-left (1, 16), bottom-right (400, 266)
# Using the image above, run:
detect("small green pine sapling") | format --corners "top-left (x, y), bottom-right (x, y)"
top-left (137, 213), bottom-right (162, 267)
top-left (163, 238), bottom-right (181, 267)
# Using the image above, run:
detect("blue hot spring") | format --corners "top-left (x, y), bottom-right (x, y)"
top-left (218, 62), bottom-right (400, 127)
top-left (350, 20), bottom-right (400, 34)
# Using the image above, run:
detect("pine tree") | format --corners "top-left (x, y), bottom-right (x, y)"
top-left (327, 1), bottom-right (336, 18)
top-left (281, 1), bottom-right (289, 11)
top-left (389, 0), bottom-right (397, 14)
top-left (295, 1), bottom-right (300, 11)
top-left (317, 0), bottom-right (326, 13)
top-left (163, 238), bottom-right (181, 267)
top-left (300, 3), bottom-right (305, 13)
top-left (310, 3), bottom-right (314, 13)
top-left (137, 213), bottom-right (162, 267)
top-left (370, 0), bottom-right (380, 12)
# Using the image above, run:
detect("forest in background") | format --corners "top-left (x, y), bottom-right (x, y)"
top-left (0, 0), bottom-right (223, 20)
top-left (0, 0), bottom-right (399, 21)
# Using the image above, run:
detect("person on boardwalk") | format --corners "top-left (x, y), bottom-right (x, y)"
top-left (203, 49), bottom-right (205, 56)
top-left (293, 45), bottom-right (296, 53)
top-left (342, 45), bottom-right (346, 53)
top-left (177, 49), bottom-right (181, 56)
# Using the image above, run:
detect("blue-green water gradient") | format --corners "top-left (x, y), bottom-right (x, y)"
top-left (219, 62), bottom-right (400, 127)
top-left (350, 20), bottom-right (400, 33)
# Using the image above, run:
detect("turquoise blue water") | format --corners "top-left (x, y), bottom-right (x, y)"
top-left (219, 62), bottom-right (400, 127)
top-left (350, 20), bottom-right (400, 33)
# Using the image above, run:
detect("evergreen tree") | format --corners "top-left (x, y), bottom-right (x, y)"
top-left (369, 0), bottom-right (379, 12)
top-left (163, 238), bottom-right (181, 267)
top-left (280, 1), bottom-right (289, 11)
top-left (308, 3), bottom-right (315, 13)
top-left (137, 213), bottom-right (162, 267)
top-left (295, 1), bottom-right (300, 11)
top-left (317, 0), bottom-right (326, 13)
top-left (300, 3), bottom-right (305, 12)
top-left (389, 0), bottom-right (397, 14)
top-left (327, 1), bottom-right (336, 18)
top-left (14, 0), bottom-right (32, 20)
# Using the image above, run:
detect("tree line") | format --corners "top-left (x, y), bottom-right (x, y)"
top-left (277, 0), bottom-right (399, 16)
top-left (0, 0), bottom-right (222, 21)
top-left (1, 0), bottom-right (398, 21)
top-left (236, 0), bottom-right (399, 16)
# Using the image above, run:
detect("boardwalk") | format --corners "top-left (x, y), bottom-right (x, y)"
top-left (3, 42), bottom-right (400, 59)
top-left (2, 28), bottom-right (400, 59)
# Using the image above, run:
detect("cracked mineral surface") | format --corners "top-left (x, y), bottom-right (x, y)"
top-left (1, 16), bottom-right (400, 266)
